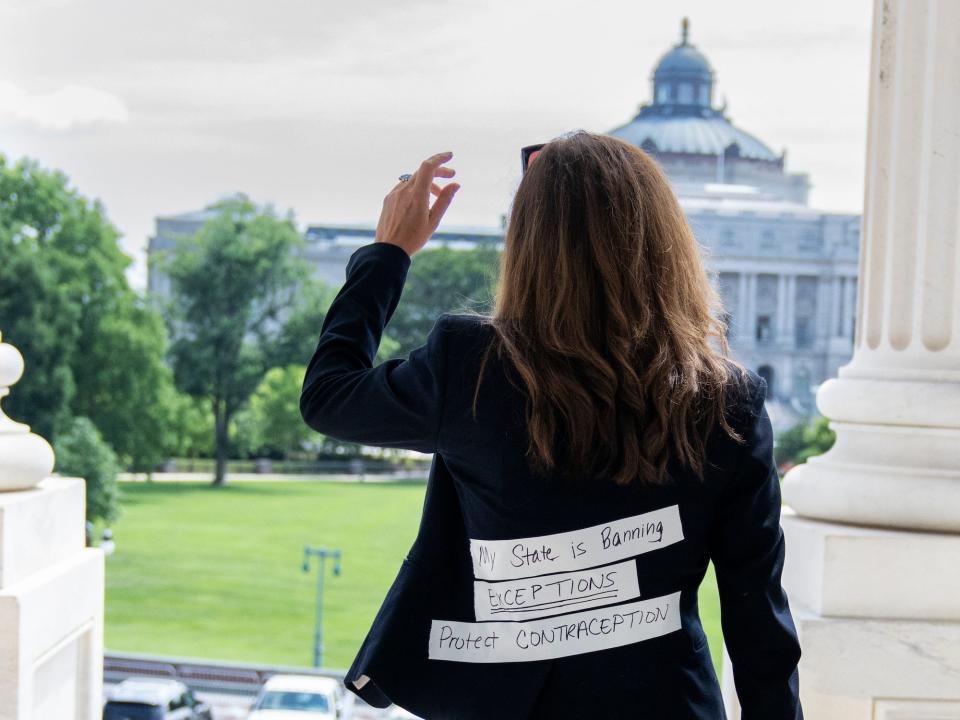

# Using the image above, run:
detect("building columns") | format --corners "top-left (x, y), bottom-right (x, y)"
top-left (776, 273), bottom-right (788, 341)
top-left (736, 272), bottom-right (749, 341)
top-left (782, 274), bottom-right (796, 348)
top-left (746, 272), bottom-right (757, 343)
top-left (782, 0), bottom-right (960, 532)
top-left (723, 2), bottom-right (960, 718)
top-left (842, 275), bottom-right (857, 342)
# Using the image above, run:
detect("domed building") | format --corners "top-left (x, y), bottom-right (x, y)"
top-left (609, 19), bottom-right (861, 425)
top-left (609, 18), bottom-right (809, 204)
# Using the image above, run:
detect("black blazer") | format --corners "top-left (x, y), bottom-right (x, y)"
top-left (300, 241), bottom-right (803, 720)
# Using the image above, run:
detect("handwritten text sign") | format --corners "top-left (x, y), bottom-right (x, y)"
top-left (470, 504), bottom-right (684, 581)
top-left (473, 559), bottom-right (641, 621)
top-left (429, 590), bottom-right (682, 663)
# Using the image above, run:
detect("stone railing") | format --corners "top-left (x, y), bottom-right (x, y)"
top-left (0, 331), bottom-right (105, 720)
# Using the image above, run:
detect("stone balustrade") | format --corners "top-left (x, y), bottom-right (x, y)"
top-left (0, 332), bottom-right (104, 720)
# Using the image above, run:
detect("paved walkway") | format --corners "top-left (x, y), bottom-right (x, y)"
top-left (118, 470), bottom-right (428, 483)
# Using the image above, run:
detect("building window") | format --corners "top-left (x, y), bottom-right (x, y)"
top-left (698, 84), bottom-right (709, 105)
top-left (756, 315), bottom-right (773, 343)
top-left (795, 317), bottom-right (813, 348)
top-left (657, 84), bottom-right (670, 103)
top-left (678, 82), bottom-right (694, 104)
top-left (799, 229), bottom-right (822, 252)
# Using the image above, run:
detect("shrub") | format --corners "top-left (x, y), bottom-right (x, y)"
top-left (54, 416), bottom-right (121, 524)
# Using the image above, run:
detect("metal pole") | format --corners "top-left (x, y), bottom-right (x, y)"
top-left (314, 554), bottom-right (324, 668)
top-left (302, 546), bottom-right (341, 669)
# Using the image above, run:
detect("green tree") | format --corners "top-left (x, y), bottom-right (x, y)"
top-left (73, 300), bottom-right (178, 473)
top-left (165, 392), bottom-right (215, 459)
top-left (388, 244), bottom-right (499, 356)
top-left (54, 416), bottom-right (121, 524)
top-left (234, 365), bottom-right (313, 458)
top-left (0, 155), bottom-right (177, 470)
top-left (164, 198), bottom-right (308, 486)
top-left (270, 279), bottom-right (401, 368)
top-left (267, 280), bottom-right (334, 368)
top-left (775, 415), bottom-right (836, 469)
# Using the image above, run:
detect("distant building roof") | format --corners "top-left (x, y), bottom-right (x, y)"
top-left (653, 23), bottom-right (713, 82)
top-left (608, 18), bottom-right (782, 164)
top-left (610, 115), bottom-right (780, 162)
top-left (305, 222), bottom-right (502, 245)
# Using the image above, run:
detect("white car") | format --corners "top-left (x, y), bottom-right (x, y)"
top-left (103, 677), bottom-right (212, 720)
top-left (246, 674), bottom-right (342, 720)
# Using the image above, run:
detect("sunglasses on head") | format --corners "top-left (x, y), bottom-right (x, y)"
top-left (521, 143), bottom-right (546, 173)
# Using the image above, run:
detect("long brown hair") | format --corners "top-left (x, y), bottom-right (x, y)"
top-left (472, 130), bottom-right (750, 486)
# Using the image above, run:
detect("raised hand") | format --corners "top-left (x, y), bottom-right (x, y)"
top-left (374, 151), bottom-right (460, 257)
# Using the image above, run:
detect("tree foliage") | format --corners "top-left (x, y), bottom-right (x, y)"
top-left (54, 416), bottom-right (121, 524)
top-left (388, 244), bottom-right (499, 356)
top-left (163, 197), bottom-right (308, 485)
top-left (775, 415), bottom-right (836, 469)
top-left (234, 364), bottom-right (313, 458)
top-left (0, 155), bottom-right (178, 471)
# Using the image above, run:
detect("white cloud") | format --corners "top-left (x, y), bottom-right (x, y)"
top-left (0, 82), bottom-right (128, 130)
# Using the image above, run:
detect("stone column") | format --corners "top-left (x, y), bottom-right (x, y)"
top-left (783, 274), bottom-right (796, 349)
top-left (743, 272), bottom-right (756, 345)
top-left (776, 273), bottom-right (789, 342)
top-left (783, 0), bottom-right (960, 532)
top-left (728, 1), bottom-right (960, 718)
top-left (0, 332), bottom-right (104, 720)
top-left (737, 272), bottom-right (750, 341)
top-left (829, 276), bottom-right (843, 338)
top-left (843, 275), bottom-right (857, 342)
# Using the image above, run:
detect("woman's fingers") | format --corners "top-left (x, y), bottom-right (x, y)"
top-left (414, 152), bottom-right (454, 193)
top-left (428, 182), bottom-right (460, 230)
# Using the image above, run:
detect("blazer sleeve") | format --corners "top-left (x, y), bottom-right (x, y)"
top-left (299, 241), bottom-right (448, 454)
top-left (708, 375), bottom-right (803, 720)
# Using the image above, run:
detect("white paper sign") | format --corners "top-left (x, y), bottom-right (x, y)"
top-left (429, 590), bottom-right (682, 663)
top-left (473, 559), bottom-right (641, 621)
top-left (469, 504), bottom-right (684, 581)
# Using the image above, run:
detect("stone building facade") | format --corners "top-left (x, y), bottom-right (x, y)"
top-left (608, 19), bottom-right (860, 416)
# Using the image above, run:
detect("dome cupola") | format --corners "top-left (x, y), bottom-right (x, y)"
top-left (651, 18), bottom-right (714, 112)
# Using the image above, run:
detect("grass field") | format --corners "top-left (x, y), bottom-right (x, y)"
top-left (103, 480), bottom-right (724, 672)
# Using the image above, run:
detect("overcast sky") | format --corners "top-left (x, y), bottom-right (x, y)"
top-left (1, 0), bottom-right (873, 289)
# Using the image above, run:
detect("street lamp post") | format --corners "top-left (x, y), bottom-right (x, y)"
top-left (301, 546), bottom-right (341, 669)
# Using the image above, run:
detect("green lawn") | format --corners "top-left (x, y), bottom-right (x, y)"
top-left (104, 480), bottom-right (724, 672)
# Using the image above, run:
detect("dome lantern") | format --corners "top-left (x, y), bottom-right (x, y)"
top-left (651, 17), bottom-right (715, 113)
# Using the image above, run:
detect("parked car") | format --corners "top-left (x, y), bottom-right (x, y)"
top-left (247, 674), bottom-right (342, 719)
top-left (103, 677), bottom-right (212, 720)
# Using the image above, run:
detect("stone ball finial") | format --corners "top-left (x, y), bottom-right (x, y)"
top-left (0, 331), bottom-right (25, 388)
top-left (0, 330), bottom-right (56, 492)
